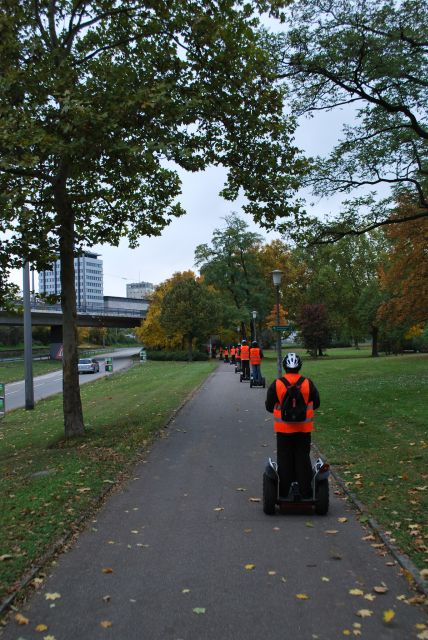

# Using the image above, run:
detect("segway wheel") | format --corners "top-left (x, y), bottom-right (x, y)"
top-left (315, 479), bottom-right (329, 515)
top-left (250, 378), bottom-right (253, 388)
top-left (263, 473), bottom-right (277, 515)
top-left (262, 377), bottom-right (266, 388)
top-left (240, 374), bottom-right (243, 382)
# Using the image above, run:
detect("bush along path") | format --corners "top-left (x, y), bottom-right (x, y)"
top-left (1, 358), bottom-right (427, 639)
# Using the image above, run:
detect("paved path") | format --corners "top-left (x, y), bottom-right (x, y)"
top-left (2, 363), bottom-right (427, 639)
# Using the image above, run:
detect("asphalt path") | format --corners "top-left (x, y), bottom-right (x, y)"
top-left (2, 362), bottom-right (427, 639)
top-left (3, 348), bottom-right (141, 412)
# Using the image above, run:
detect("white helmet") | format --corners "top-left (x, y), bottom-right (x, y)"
top-left (283, 352), bottom-right (302, 371)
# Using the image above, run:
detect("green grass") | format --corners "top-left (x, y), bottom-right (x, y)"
top-left (0, 360), bottom-right (216, 603)
top-left (0, 359), bottom-right (63, 384)
top-left (262, 349), bottom-right (428, 570)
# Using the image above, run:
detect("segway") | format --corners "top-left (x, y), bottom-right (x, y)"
top-left (240, 366), bottom-right (251, 382)
top-left (235, 360), bottom-right (241, 374)
top-left (250, 375), bottom-right (266, 388)
top-left (263, 457), bottom-right (330, 515)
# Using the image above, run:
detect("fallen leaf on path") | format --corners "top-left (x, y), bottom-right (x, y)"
top-left (182, 589), bottom-right (190, 594)
top-left (296, 593), bottom-right (309, 600)
top-left (383, 609), bottom-right (395, 623)
top-left (338, 517), bottom-right (348, 523)
top-left (306, 521), bottom-right (314, 528)
top-left (236, 487), bottom-right (246, 492)
top-left (325, 530), bottom-right (339, 535)
top-left (35, 624), bottom-right (48, 632)
top-left (343, 631), bottom-right (351, 636)
top-left (356, 609), bottom-right (373, 618)
top-left (374, 585), bottom-right (388, 594)
top-left (361, 535), bottom-right (375, 541)
top-left (15, 613), bottom-right (29, 625)
top-left (321, 577), bottom-right (330, 582)
top-left (192, 608), bottom-right (206, 614)
top-left (43, 636), bottom-right (56, 640)
top-left (45, 593), bottom-right (61, 600)
top-left (102, 568), bottom-right (114, 574)
top-left (213, 507), bottom-right (224, 512)
top-left (244, 564), bottom-right (256, 570)
top-left (244, 528), bottom-right (252, 533)
top-left (349, 589), bottom-right (364, 596)
top-left (364, 593), bottom-right (376, 601)
top-left (268, 571), bottom-right (277, 576)
top-left (249, 497), bottom-right (261, 503)
top-left (100, 620), bottom-right (112, 628)
top-left (102, 595), bottom-right (111, 603)
top-left (417, 630), bottom-right (428, 640)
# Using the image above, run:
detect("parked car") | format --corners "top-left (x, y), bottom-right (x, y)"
top-left (78, 358), bottom-right (100, 374)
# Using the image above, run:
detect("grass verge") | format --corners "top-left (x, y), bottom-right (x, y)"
top-left (0, 360), bottom-right (63, 385)
top-left (0, 360), bottom-right (216, 604)
top-left (262, 349), bottom-right (428, 572)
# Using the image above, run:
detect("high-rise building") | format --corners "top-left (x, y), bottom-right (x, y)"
top-left (38, 250), bottom-right (104, 310)
top-left (126, 281), bottom-right (154, 299)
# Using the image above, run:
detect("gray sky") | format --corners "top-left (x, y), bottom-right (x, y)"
top-left (7, 108), bottom-right (346, 297)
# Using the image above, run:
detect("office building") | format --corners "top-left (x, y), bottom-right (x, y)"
top-left (38, 250), bottom-right (103, 310)
top-left (126, 281), bottom-right (154, 299)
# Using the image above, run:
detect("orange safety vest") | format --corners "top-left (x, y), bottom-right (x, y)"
top-left (273, 373), bottom-right (314, 434)
top-left (230, 347), bottom-right (236, 356)
top-left (224, 348), bottom-right (229, 356)
top-left (250, 347), bottom-right (261, 365)
top-left (240, 344), bottom-right (250, 360)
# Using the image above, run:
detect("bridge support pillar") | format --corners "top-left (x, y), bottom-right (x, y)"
top-left (50, 325), bottom-right (63, 360)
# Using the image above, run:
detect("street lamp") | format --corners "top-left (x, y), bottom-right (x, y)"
top-left (252, 310), bottom-right (257, 342)
top-left (272, 270), bottom-right (283, 378)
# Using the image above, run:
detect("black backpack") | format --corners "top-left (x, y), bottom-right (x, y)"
top-left (279, 376), bottom-right (307, 422)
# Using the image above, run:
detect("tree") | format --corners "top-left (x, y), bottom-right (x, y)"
top-left (136, 272), bottom-right (194, 351)
top-left (0, 1), bottom-right (306, 437)
top-left (298, 304), bottom-right (331, 357)
top-left (159, 273), bottom-right (222, 361)
top-left (272, 0), bottom-right (428, 242)
top-left (377, 200), bottom-right (428, 327)
top-left (195, 213), bottom-right (279, 338)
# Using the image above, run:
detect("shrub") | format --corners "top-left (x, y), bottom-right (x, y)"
top-left (146, 350), bottom-right (209, 361)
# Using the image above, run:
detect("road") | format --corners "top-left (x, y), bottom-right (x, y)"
top-left (1, 361), bottom-right (427, 639)
top-left (3, 348), bottom-right (141, 412)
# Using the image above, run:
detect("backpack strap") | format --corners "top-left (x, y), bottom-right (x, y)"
top-left (278, 375), bottom-right (305, 392)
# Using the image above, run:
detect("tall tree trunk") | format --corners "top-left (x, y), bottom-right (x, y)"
top-left (187, 334), bottom-right (193, 362)
top-left (55, 179), bottom-right (85, 437)
top-left (371, 325), bottom-right (379, 357)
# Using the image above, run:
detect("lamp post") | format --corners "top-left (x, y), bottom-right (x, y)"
top-left (23, 262), bottom-right (34, 409)
top-left (272, 269), bottom-right (283, 378)
top-left (252, 310), bottom-right (257, 342)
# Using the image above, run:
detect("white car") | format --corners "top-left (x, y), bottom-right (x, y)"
top-left (78, 358), bottom-right (100, 374)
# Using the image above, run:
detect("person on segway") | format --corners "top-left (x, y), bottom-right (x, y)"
top-left (265, 353), bottom-right (320, 499)
top-left (240, 339), bottom-right (250, 379)
top-left (249, 340), bottom-right (263, 383)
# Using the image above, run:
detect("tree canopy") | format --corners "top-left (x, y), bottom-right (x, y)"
top-left (271, 0), bottom-right (428, 242)
top-left (0, 0), bottom-right (306, 436)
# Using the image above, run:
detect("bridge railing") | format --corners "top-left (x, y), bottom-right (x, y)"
top-left (29, 301), bottom-right (145, 317)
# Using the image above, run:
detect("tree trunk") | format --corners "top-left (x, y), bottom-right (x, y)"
top-left (187, 334), bottom-right (193, 362)
top-left (371, 325), bottom-right (379, 357)
top-left (55, 179), bottom-right (85, 437)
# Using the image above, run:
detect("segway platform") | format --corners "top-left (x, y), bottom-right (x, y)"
top-left (263, 457), bottom-right (330, 515)
top-left (250, 376), bottom-right (266, 388)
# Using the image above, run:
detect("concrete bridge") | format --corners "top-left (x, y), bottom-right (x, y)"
top-left (0, 299), bottom-right (147, 358)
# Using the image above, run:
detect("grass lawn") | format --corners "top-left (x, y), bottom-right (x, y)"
top-left (0, 360), bottom-right (216, 604)
top-left (262, 348), bottom-right (428, 572)
top-left (0, 360), bottom-right (63, 384)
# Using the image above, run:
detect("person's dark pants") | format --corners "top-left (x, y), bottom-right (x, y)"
top-left (241, 359), bottom-right (250, 378)
top-left (276, 432), bottom-right (313, 498)
top-left (231, 355), bottom-right (236, 364)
